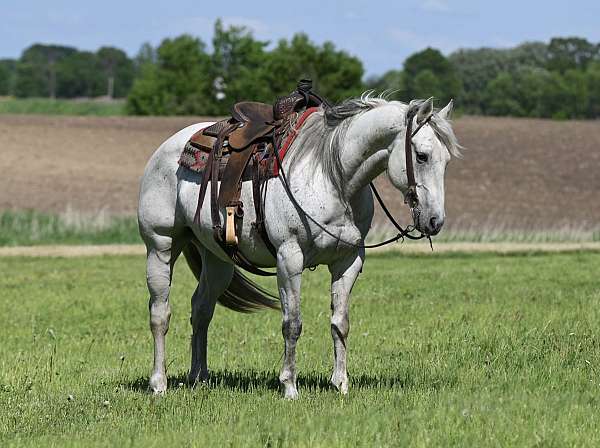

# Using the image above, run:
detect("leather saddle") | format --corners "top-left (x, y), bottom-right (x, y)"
top-left (182, 79), bottom-right (328, 274)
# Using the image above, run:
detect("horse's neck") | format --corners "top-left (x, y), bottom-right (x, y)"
top-left (341, 105), bottom-right (405, 199)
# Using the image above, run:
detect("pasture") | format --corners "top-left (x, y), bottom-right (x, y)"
top-left (1, 250), bottom-right (599, 446)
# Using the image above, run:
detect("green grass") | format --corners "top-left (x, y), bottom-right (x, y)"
top-left (0, 210), bottom-right (140, 246)
top-left (0, 97), bottom-right (126, 116)
top-left (1, 251), bottom-right (600, 446)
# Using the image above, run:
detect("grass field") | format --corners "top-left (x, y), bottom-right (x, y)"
top-left (0, 98), bottom-right (126, 116)
top-left (1, 251), bottom-right (599, 446)
top-left (0, 210), bottom-right (140, 246)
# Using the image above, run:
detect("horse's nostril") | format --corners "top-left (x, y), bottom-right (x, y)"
top-left (430, 216), bottom-right (437, 228)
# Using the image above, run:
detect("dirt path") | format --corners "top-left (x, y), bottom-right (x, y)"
top-left (1, 242), bottom-right (599, 258)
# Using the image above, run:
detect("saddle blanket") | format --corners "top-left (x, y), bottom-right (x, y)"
top-left (178, 107), bottom-right (319, 178)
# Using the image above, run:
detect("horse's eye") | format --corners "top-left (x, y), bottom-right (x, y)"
top-left (416, 152), bottom-right (429, 164)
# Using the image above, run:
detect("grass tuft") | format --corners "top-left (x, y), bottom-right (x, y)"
top-left (0, 97), bottom-right (126, 116)
top-left (0, 209), bottom-right (139, 246)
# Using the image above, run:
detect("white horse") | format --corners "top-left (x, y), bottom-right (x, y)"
top-left (137, 94), bottom-right (461, 399)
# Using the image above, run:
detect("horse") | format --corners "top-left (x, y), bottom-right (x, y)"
top-left (137, 94), bottom-right (461, 399)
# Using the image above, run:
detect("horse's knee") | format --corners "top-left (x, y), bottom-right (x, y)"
top-left (331, 314), bottom-right (349, 339)
top-left (282, 316), bottom-right (302, 341)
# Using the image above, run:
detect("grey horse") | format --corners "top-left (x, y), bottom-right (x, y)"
top-left (137, 94), bottom-right (460, 398)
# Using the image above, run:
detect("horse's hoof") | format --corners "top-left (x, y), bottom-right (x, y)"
top-left (188, 369), bottom-right (209, 387)
top-left (283, 387), bottom-right (299, 400)
top-left (330, 373), bottom-right (349, 395)
top-left (149, 373), bottom-right (167, 394)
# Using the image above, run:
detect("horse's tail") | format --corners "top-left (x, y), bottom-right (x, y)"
top-left (182, 242), bottom-right (280, 313)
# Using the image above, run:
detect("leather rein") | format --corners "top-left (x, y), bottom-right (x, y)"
top-left (273, 110), bottom-right (435, 251)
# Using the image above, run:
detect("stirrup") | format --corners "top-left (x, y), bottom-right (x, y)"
top-left (225, 206), bottom-right (238, 246)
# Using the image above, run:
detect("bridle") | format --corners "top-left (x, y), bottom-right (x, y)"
top-left (403, 108), bottom-right (434, 210)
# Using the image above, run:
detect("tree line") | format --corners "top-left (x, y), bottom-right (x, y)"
top-left (1, 20), bottom-right (599, 119)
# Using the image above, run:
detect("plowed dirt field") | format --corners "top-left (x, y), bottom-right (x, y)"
top-left (1, 114), bottom-right (598, 230)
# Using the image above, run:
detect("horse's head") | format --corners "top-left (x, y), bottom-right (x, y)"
top-left (387, 98), bottom-right (459, 236)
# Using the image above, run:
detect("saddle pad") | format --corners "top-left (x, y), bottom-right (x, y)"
top-left (178, 107), bottom-right (320, 176)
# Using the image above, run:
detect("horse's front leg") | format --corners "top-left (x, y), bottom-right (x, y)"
top-left (277, 241), bottom-right (304, 399)
top-left (328, 249), bottom-right (364, 394)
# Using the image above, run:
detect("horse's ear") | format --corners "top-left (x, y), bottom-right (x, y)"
top-left (438, 99), bottom-right (454, 120)
top-left (417, 97), bottom-right (434, 124)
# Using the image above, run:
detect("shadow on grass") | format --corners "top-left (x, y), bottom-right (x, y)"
top-left (122, 369), bottom-right (447, 394)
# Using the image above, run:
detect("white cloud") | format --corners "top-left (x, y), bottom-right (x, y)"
top-left (421, 0), bottom-right (450, 13)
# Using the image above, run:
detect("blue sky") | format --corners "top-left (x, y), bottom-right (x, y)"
top-left (3, 0), bottom-right (599, 76)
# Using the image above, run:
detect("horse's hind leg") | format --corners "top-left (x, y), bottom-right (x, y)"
top-left (144, 232), bottom-right (186, 394)
top-left (188, 247), bottom-right (234, 385)
top-left (328, 250), bottom-right (364, 394)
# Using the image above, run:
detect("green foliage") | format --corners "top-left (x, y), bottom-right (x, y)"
top-left (96, 47), bottom-right (135, 97)
top-left (0, 59), bottom-right (16, 95)
top-left (6, 29), bottom-right (600, 119)
top-left (0, 210), bottom-right (137, 245)
top-left (55, 51), bottom-right (104, 98)
top-left (14, 44), bottom-right (77, 98)
top-left (546, 37), bottom-right (599, 72)
top-left (126, 35), bottom-right (213, 115)
top-left (2, 252), bottom-right (600, 446)
top-left (211, 19), bottom-right (272, 111)
top-left (262, 33), bottom-right (364, 104)
top-left (365, 69), bottom-right (404, 94)
top-left (0, 97), bottom-right (125, 116)
top-left (447, 37), bottom-right (600, 118)
top-left (403, 48), bottom-right (462, 104)
top-left (127, 24), bottom-right (365, 115)
top-left (12, 44), bottom-right (134, 99)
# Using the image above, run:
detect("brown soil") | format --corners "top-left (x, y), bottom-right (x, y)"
top-left (1, 114), bottom-right (599, 230)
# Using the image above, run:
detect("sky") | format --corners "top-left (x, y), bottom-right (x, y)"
top-left (3, 0), bottom-right (600, 77)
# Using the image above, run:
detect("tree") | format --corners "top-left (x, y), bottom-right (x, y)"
top-left (547, 37), bottom-right (598, 72)
top-left (96, 47), bottom-right (135, 98)
top-left (365, 69), bottom-right (404, 96)
top-left (14, 44), bottom-right (77, 97)
top-left (586, 62), bottom-right (600, 117)
top-left (265, 33), bottom-right (364, 104)
top-left (211, 19), bottom-right (271, 112)
top-left (483, 72), bottom-right (525, 116)
top-left (55, 51), bottom-right (104, 98)
top-left (403, 48), bottom-right (461, 104)
top-left (411, 69), bottom-right (443, 101)
top-left (0, 59), bottom-right (16, 95)
top-left (134, 43), bottom-right (157, 73)
top-left (449, 42), bottom-right (548, 114)
top-left (126, 35), bottom-right (213, 115)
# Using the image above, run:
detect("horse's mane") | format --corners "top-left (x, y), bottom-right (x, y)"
top-left (287, 92), bottom-right (462, 197)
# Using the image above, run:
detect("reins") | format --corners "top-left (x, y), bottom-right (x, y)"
top-left (272, 110), bottom-right (434, 251)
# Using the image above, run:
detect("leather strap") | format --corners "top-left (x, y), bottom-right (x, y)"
top-left (252, 150), bottom-right (278, 258)
top-left (218, 145), bottom-right (256, 208)
top-left (404, 111), bottom-right (418, 209)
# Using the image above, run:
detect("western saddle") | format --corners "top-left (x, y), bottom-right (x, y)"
top-left (178, 79), bottom-right (328, 274)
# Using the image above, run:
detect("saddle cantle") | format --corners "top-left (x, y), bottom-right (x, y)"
top-left (178, 79), bottom-right (327, 275)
